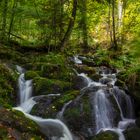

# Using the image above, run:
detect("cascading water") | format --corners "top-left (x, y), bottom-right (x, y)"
top-left (18, 73), bottom-right (33, 104)
top-left (14, 56), bottom-right (136, 140)
top-left (92, 89), bottom-right (114, 133)
top-left (73, 57), bottom-right (135, 140)
top-left (14, 66), bottom-right (73, 140)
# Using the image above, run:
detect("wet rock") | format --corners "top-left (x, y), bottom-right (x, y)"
top-left (90, 74), bottom-right (102, 82)
top-left (99, 66), bottom-right (117, 74)
top-left (31, 96), bottom-right (58, 118)
top-left (136, 118), bottom-right (140, 127)
top-left (82, 58), bottom-right (96, 67)
top-left (73, 75), bottom-right (89, 90)
top-left (75, 65), bottom-right (96, 76)
top-left (99, 77), bottom-right (113, 84)
top-left (63, 96), bottom-right (93, 138)
top-left (31, 90), bottom-right (79, 118)
top-left (124, 127), bottom-right (140, 140)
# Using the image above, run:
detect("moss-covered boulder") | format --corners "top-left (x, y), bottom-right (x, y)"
top-left (63, 95), bottom-right (92, 138)
top-left (124, 127), bottom-right (140, 140)
top-left (25, 70), bottom-right (39, 80)
top-left (82, 58), bottom-right (97, 67)
top-left (33, 77), bottom-right (72, 95)
top-left (30, 90), bottom-right (80, 118)
top-left (72, 75), bottom-right (89, 90)
top-left (90, 74), bottom-right (102, 82)
top-left (0, 108), bottom-right (45, 139)
top-left (24, 53), bottom-right (75, 82)
top-left (91, 131), bottom-right (118, 140)
top-left (75, 65), bottom-right (96, 76)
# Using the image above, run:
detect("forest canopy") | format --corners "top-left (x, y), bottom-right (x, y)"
top-left (0, 0), bottom-right (139, 52)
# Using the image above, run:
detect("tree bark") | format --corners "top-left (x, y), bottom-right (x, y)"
top-left (60, 0), bottom-right (77, 49)
top-left (81, 0), bottom-right (88, 47)
top-left (8, 0), bottom-right (17, 41)
top-left (1, 0), bottom-right (8, 40)
top-left (112, 0), bottom-right (118, 50)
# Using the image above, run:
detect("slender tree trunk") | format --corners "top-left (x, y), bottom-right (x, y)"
top-left (8, 0), bottom-right (17, 41)
top-left (108, 0), bottom-right (113, 46)
top-left (60, 0), bottom-right (77, 49)
top-left (111, 0), bottom-right (118, 50)
top-left (1, 0), bottom-right (8, 40)
top-left (81, 0), bottom-right (88, 47)
top-left (59, 0), bottom-right (64, 41)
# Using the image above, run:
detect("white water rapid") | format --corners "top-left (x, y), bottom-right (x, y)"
top-left (14, 66), bottom-right (73, 140)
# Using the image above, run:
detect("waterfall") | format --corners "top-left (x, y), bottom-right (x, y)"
top-left (75, 57), bottom-right (135, 140)
top-left (14, 66), bottom-right (73, 140)
top-left (92, 89), bottom-right (114, 133)
top-left (73, 55), bottom-right (82, 64)
top-left (18, 73), bottom-right (32, 104)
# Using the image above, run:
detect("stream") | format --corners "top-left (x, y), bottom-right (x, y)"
top-left (13, 56), bottom-right (135, 140)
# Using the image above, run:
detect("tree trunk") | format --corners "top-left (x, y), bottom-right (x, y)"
top-left (81, 0), bottom-right (88, 47)
top-left (112, 0), bottom-right (118, 50)
top-left (60, 0), bottom-right (77, 49)
top-left (8, 0), bottom-right (17, 41)
top-left (108, 0), bottom-right (113, 46)
top-left (1, 0), bottom-right (8, 40)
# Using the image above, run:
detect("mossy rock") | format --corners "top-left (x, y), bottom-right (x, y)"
top-left (25, 62), bottom-right (74, 81)
top-left (90, 74), bottom-right (102, 82)
top-left (33, 77), bottom-right (72, 95)
top-left (0, 108), bottom-right (45, 139)
top-left (82, 58), bottom-right (97, 67)
top-left (25, 70), bottom-right (39, 80)
top-left (124, 127), bottom-right (140, 140)
top-left (115, 79), bottom-right (126, 88)
top-left (30, 90), bottom-right (79, 118)
top-left (63, 96), bottom-right (92, 137)
top-left (75, 65), bottom-right (96, 76)
top-left (91, 131), bottom-right (118, 140)
top-left (0, 64), bottom-right (18, 106)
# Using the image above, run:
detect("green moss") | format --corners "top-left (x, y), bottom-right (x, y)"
top-left (25, 71), bottom-right (39, 80)
top-left (92, 131), bottom-right (118, 140)
top-left (33, 77), bottom-right (72, 95)
top-left (0, 64), bottom-right (18, 106)
top-left (63, 96), bottom-right (92, 131)
top-left (56, 90), bottom-right (79, 106)
top-left (0, 108), bottom-right (45, 139)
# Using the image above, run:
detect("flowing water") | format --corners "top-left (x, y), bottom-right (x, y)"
top-left (73, 59), bottom-right (135, 140)
top-left (14, 66), bottom-right (73, 140)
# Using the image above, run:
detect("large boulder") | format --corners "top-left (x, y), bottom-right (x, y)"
top-left (73, 75), bottom-right (89, 90)
top-left (30, 90), bottom-right (80, 118)
top-left (63, 95), bottom-right (93, 138)
top-left (124, 127), bottom-right (140, 140)
top-left (33, 77), bottom-right (72, 95)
